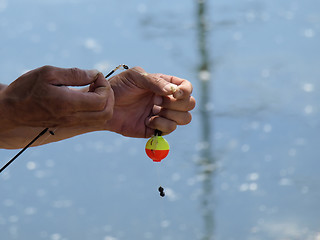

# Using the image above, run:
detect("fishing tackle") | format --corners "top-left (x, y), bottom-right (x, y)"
top-left (105, 64), bottom-right (128, 78)
top-left (158, 186), bottom-right (165, 197)
top-left (145, 129), bottom-right (170, 197)
top-left (145, 130), bottom-right (170, 162)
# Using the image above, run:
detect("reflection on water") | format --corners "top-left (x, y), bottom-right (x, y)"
top-left (196, 0), bottom-right (215, 239)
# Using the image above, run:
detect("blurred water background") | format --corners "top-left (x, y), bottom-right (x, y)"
top-left (1, 0), bottom-right (320, 239)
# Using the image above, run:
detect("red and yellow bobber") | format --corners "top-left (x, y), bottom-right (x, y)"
top-left (145, 130), bottom-right (169, 162)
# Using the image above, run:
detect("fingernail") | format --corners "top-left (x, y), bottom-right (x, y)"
top-left (152, 105), bottom-right (161, 115)
top-left (87, 69), bottom-right (100, 78)
top-left (154, 95), bottom-right (163, 105)
top-left (173, 89), bottom-right (183, 99)
top-left (164, 83), bottom-right (178, 93)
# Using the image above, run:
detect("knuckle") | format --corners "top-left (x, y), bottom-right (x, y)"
top-left (182, 112), bottom-right (192, 125)
top-left (188, 96), bottom-right (196, 111)
top-left (167, 121), bottom-right (177, 133)
top-left (37, 65), bottom-right (56, 83)
top-left (39, 65), bottom-right (53, 73)
top-left (68, 67), bottom-right (82, 79)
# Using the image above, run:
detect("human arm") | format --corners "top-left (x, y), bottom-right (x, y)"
top-left (0, 66), bottom-right (114, 148)
top-left (0, 66), bottom-right (195, 149)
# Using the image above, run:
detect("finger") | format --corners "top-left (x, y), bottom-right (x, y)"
top-left (155, 74), bottom-right (193, 100)
top-left (145, 116), bottom-right (177, 135)
top-left (160, 95), bottom-right (196, 112)
top-left (40, 65), bottom-right (100, 86)
top-left (126, 67), bottom-right (179, 96)
top-left (153, 106), bottom-right (192, 125)
top-left (48, 73), bottom-right (114, 113)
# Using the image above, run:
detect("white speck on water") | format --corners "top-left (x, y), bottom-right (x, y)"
top-left (239, 182), bottom-right (258, 192)
top-left (303, 28), bottom-right (315, 38)
top-left (94, 61), bottom-right (111, 72)
top-left (104, 236), bottom-right (117, 240)
top-left (137, 3), bottom-right (147, 14)
top-left (228, 139), bottom-right (238, 149)
top-left (245, 11), bottom-right (256, 22)
top-left (187, 177), bottom-right (196, 186)
top-left (165, 188), bottom-right (178, 201)
top-left (45, 159), bottom-right (55, 168)
top-left (304, 105), bottom-right (314, 114)
top-left (284, 11), bottom-right (295, 20)
top-left (195, 141), bottom-right (210, 151)
top-left (26, 161), bottom-right (36, 170)
top-left (52, 200), bottom-right (73, 209)
top-left (34, 170), bottom-right (46, 178)
top-left (302, 83), bottom-right (314, 92)
top-left (144, 232), bottom-right (153, 239)
top-left (294, 138), bottom-right (306, 146)
top-left (247, 172), bottom-right (259, 181)
top-left (103, 225), bottom-right (112, 232)
top-left (239, 183), bottom-right (249, 192)
top-left (51, 233), bottom-right (61, 240)
top-left (205, 102), bottom-right (214, 112)
top-left (9, 215), bottom-right (19, 223)
top-left (24, 207), bottom-right (37, 215)
top-left (233, 31), bottom-right (243, 41)
top-left (3, 199), bottom-right (14, 207)
top-left (241, 144), bottom-right (250, 152)
top-left (1, 171), bottom-right (10, 180)
top-left (161, 220), bottom-right (170, 228)
top-left (84, 38), bottom-right (102, 53)
top-left (0, 0), bottom-right (8, 12)
top-left (249, 183), bottom-right (258, 191)
top-left (250, 121), bottom-right (260, 130)
top-left (171, 172), bottom-right (181, 182)
top-left (198, 70), bottom-right (211, 82)
top-left (263, 124), bottom-right (272, 133)
top-left (279, 178), bottom-right (292, 186)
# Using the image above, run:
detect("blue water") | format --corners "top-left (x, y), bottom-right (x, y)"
top-left (1, 0), bottom-right (320, 239)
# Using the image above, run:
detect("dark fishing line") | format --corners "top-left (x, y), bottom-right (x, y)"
top-left (0, 128), bottom-right (49, 173)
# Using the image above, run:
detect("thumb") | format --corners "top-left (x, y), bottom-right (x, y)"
top-left (44, 66), bottom-right (100, 86)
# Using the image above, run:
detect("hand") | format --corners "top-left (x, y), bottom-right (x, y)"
top-left (0, 65), bottom-right (114, 131)
top-left (105, 67), bottom-right (196, 138)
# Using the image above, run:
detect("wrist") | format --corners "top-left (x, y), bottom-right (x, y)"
top-left (0, 85), bottom-right (16, 132)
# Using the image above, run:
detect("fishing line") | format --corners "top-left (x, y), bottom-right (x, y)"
top-left (0, 65), bottom-right (128, 174)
